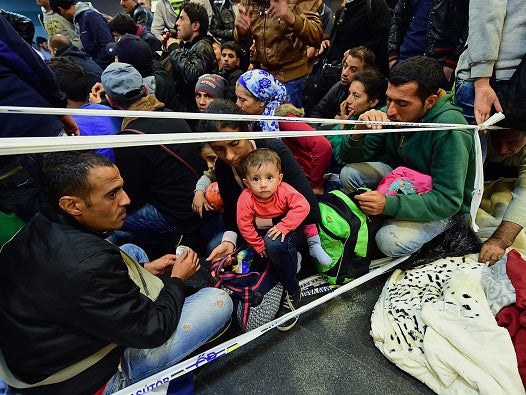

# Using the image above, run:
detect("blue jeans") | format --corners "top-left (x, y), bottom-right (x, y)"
top-left (0, 154), bottom-right (46, 221)
top-left (454, 77), bottom-right (490, 160)
top-left (260, 228), bottom-right (305, 295)
top-left (110, 203), bottom-right (185, 248)
top-left (283, 77), bottom-right (306, 108)
top-left (454, 78), bottom-right (475, 125)
top-left (120, 243), bottom-right (150, 264)
top-left (339, 161), bottom-right (456, 257)
top-left (103, 287), bottom-right (232, 394)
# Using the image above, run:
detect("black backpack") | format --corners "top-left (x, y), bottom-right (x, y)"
top-left (313, 190), bottom-right (373, 285)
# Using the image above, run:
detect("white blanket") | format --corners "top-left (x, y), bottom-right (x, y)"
top-left (371, 254), bottom-right (524, 394)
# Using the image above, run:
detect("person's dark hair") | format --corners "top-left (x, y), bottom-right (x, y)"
top-left (221, 41), bottom-right (242, 58)
top-left (49, 0), bottom-right (75, 14)
top-left (347, 46), bottom-right (375, 68)
top-left (241, 148), bottom-right (281, 176)
top-left (46, 57), bottom-right (88, 102)
top-left (198, 99), bottom-right (250, 132)
top-left (196, 142), bottom-right (212, 154)
top-left (352, 68), bottom-right (387, 104)
top-left (108, 13), bottom-right (137, 35)
top-left (43, 151), bottom-right (114, 207)
top-left (389, 56), bottom-right (442, 102)
top-left (36, 36), bottom-right (47, 45)
top-left (181, 2), bottom-right (209, 35)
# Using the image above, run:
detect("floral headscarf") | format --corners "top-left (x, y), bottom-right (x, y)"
top-left (238, 69), bottom-right (286, 132)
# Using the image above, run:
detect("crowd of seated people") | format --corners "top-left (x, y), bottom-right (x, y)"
top-left (0, 0), bottom-right (525, 393)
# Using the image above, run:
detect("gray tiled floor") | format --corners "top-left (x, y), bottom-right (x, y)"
top-left (192, 274), bottom-right (434, 395)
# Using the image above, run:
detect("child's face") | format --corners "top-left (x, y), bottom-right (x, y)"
top-left (243, 162), bottom-right (283, 200)
top-left (221, 48), bottom-right (240, 71)
top-left (199, 146), bottom-right (218, 170)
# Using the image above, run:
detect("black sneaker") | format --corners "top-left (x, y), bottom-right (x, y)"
top-left (276, 291), bottom-right (301, 332)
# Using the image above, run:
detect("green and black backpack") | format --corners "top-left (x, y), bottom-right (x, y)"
top-left (313, 190), bottom-right (372, 285)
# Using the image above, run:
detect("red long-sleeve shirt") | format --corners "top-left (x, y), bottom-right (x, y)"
top-left (237, 182), bottom-right (310, 253)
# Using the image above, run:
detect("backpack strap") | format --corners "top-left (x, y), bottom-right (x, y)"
top-left (121, 128), bottom-right (199, 179)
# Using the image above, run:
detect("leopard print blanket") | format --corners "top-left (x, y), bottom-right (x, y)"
top-left (371, 254), bottom-right (524, 394)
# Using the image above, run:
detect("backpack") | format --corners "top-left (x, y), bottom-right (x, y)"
top-left (209, 248), bottom-right (283, 332)
top-left (313, 190), bottom-right (372, 285)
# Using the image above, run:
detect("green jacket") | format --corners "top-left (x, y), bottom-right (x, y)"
top-left (339, 93), bottom-right (475, 222)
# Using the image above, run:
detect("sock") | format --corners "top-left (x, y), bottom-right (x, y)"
top-left (307, 235), bottom-right (332, 266)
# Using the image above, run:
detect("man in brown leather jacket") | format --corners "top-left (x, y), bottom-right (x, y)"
top-left (234, 0), bottom-right (323, 107)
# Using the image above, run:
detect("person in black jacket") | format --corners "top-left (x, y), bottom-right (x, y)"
top-left (0, 150), bottom-right (232, 395)
top-left (120, 0), bottom-right (154, 29)
top-left (165, 2), bottom-right (218, 112)
top-left (107, 34), bottom-right (180, 111)
top-left (387, 0), bottom-right (468, 90)
top-left (48, 34), bottom-right (103, 90)
top-left (107, 12), bottom-right (162, 59)
top-left (310, 46), bottom-right (376, 121)
top-left (102, 62), bottom-right (205, 251)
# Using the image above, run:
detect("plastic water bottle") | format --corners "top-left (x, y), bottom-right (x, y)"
top-left (175, 245), bottom-right (188, 258)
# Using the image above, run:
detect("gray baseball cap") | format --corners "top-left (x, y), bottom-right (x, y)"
top-left (101, 62), bottom-right (146, 104)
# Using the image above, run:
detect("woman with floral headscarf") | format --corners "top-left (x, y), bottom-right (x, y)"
top-left (236, 69), bottom-right (332, 196)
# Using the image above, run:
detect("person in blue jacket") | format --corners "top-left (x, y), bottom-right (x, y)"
top-left (50, 0), bottom-right (114, 68)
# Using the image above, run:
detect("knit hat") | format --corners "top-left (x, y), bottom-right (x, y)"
top-left (101, 62), bottom-right (146, 104)
top-left (106, 35), bottom-right (153, 77)
top-left (195, 74), bottom-right (227, 99)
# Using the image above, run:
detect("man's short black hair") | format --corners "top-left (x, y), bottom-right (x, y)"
top-left (198, 99), bottom-right (250, 132)
top-left (46, 57), bottom-right (88, 102)
top-left (43, 151), bottom-right (115, 207)
top-left (49, 0), bottom-right (75, 14)
top-left (181, 2), bottom-right (209, 35)
top-left (36, 36), bottom-right (47, 45)
top-left (108, 13), bottom-right (137, 35)
top-left (388, 56), bottom-right (442, 102)
top-left (346, 46), bottom-right (375, 68)
top-left (221, 41), bottom-right (242, 58)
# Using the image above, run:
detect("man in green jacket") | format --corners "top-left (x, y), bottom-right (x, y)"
top-left (339, 56), bottom-right (476, 257)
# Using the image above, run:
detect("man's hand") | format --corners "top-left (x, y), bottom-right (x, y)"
top-left (267, 225), bottom-right (286, 241)
top-left (478, 221), bottom-right (523, 265)
top-left (479, 237), bottom-right (507, 265)
top-left (352, 109), bottom-right (389, 139)
top-left (59, 115), bottom-right (80, 136)
top-left (354, 191), bottom-right (386, 215)
top-left (268, 0), bottom-right (295, 26)
top-left (318, 39), bottom-right (330, 55)
top-left (89, 82), bottom-right (104, 104)
top-left (144, 254), bottom-right (177, 276)
top-left (474, 77), bottom-right (503, 125)
top-left (171, 247), bottom-right (200, 281)
top-left (206, 241), bottom-right (235, 263)
top-left (443, 66), bottom-right (454, 83)
top-left (235, 5), bottom-right (253, 37)
top-left (389, 59), bottom-right (396, 70)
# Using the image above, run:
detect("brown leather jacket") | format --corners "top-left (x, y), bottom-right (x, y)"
top-left (234, 0), bottom-right (323, 82)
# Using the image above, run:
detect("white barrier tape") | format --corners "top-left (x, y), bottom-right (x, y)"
top-left (0, 126), bottom-right (474, 156)
top-left (0, 105), bottom-right (480, 129)
top-left (113, 255), bottom-right (408, 395)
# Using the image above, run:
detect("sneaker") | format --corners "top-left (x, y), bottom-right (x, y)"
top-left (276, 291), bottom-right (301, 332)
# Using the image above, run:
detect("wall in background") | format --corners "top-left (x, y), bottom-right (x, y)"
top-left (0, 0), bottom-right (124, 42)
